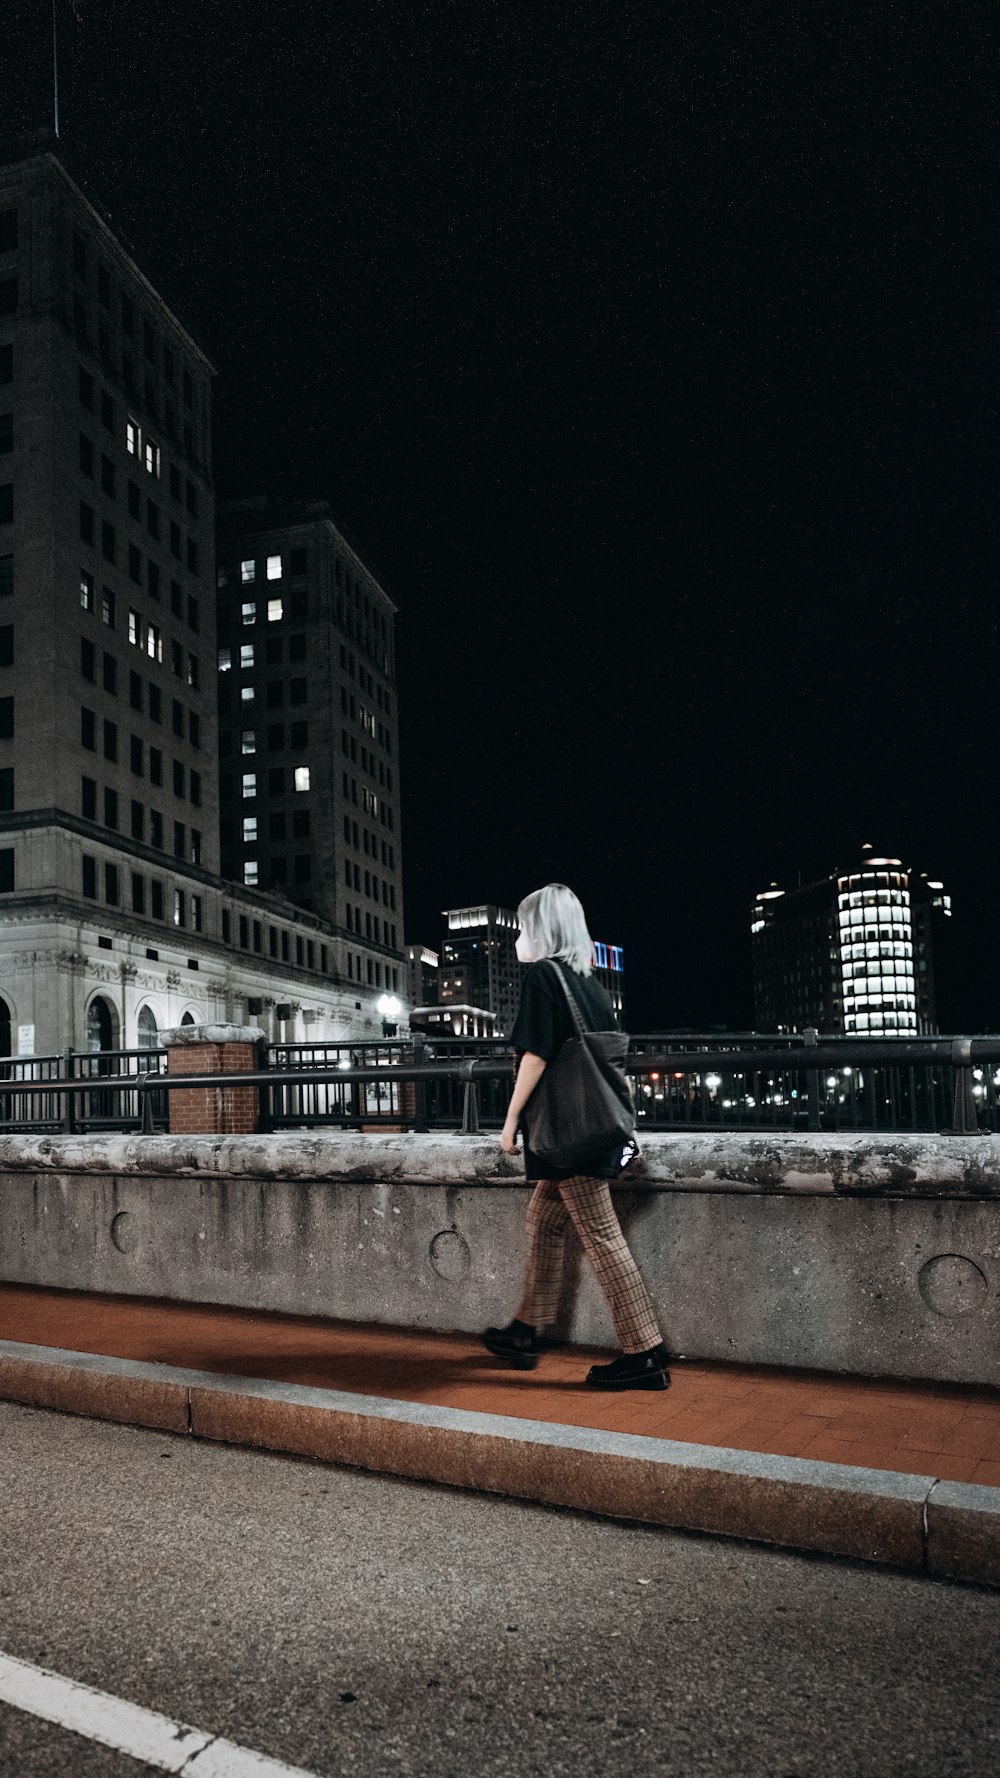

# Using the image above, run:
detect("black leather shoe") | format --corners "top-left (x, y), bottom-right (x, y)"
top-left (586, 1344), bottom-right (671, 1390)
top-left (482, 1319), bottom-right (541, 1370)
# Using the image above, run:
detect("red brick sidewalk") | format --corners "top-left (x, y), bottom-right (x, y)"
top-left (2, 1283), bottom-right (998, 1485)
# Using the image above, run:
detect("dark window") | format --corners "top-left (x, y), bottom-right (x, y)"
top-left (290, 677), bottom-right (307, 705)
top-left (187, 538), bottom-right (198, 574)
top-left (80, 637), bottom-right (95, 680)
top-left (239, 914), bottom-right (249, 948)
top-left (292, 809), bottom-right (310, 838)
top-left (173, 758), bottom-right (185, 797)
top-left (173, 820), bottom-right (185, 859)
top-left (172, 697), bottom-right (183, 735)
top-left (79, 500), bottom-right (95, 544)
top-left (266, 681), bottom-right (283, 709)
top-left (0, 345), bottom-right (11, 384)
top-left (101, 586), bottom-right (115, 628)
top-left (0, 211), bottom-right (16, 252)
top-left (170, 579), bottom-right (183, 617)
top-left (291, 720), bottom-right (308, 748)
top-left (187, 595), bottom-right (199, 632)
top-left (128, 542), bottom-right (142, 584)
top-left (190, 769), bottom-right (201, 807)
top-left (144, 319), bottom-right (155, 361)
top-left (128, 480), bottom-right (141, 520)
top-left (147, 498), bottom-right (159, 539)
top-left (130, 734), bottom-right (143, 775)
top-left (222, 908), bottom-right (232, 943)
top-left (0, 766), bottom-right (11, 810)
top-left (150, 747), bottom-right (162, 786)
top-left (191, 828), bottom-right (201, 865)
top-left (101, 389), bottom-right (114, 431)
top-left (183, 368), bottom-right (193, 406)
top-left (171, 640), bottom-right (183, 678)
top-left (103, 718), bottom-right (117, 762)
top-left (185, 479), bottom-right (198, 517)
top-left (82, 855), bottom-right (97, 898)
top-left (101, 454), bottom-right (115, 497)
top-left (267, 723), bottom-right (284, 751)
top-left (130, 799), bottom-right (144, 841)
top-left (289, 633), bottom-right (307, 661)
top-left (81, 776), bottom-right (97, 819)
top-left (131, 872), bottom-right (145, 914)
top-left (268, 767), bottom-right (285, 796)
top-left (78, 364), bottom-right (93, 407)
top-left (253, 920), bottom-right (262, 954)
top-left (170, 520), bottom-right (181, 558)
top-left (0, 414), bottom-right (12, 456)
top-left (105, 861), bottom-right (120, 906)
top-left (147, 560), bottom-right (160, 600)
top-left (269, 812), bottom-right (286, 841)
top-left (101, 519), bottom-right (116, 564)
top-left (293, 855), bottom-right (311, 882)
top-left (102, 651), bottom-right (116, 694)
top-left (78, 431), bottom-right (93, 477)
top-left (270, 855), bottom-right (287, 883)
top-left (169, 463), bottom-right (181, 501)
top-left (151, 879), bottom-right (164, 919)
top-left (265, 637), bottom-right (282, 665)
top-left (150, 809), bottom-right (163, 848)
top-left (103, 787), bottom-right (118, 830)
top-left (290, 548), bottom-right (307, 577)
top-left (149, 684), bottom-right (161, 723)
top-left (121, 294), bottom-right (134, 336)
top-left (0, 485), bottom-right (10, 525)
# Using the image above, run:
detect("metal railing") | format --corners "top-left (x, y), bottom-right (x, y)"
top-left (0, 1034), bottom-right (998, 1137)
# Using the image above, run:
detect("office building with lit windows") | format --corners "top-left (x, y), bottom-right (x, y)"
top-left (751, 846), bottom-right (950, 1035)
top-left (0, 136), bottom-right (403, 1058)
top-left (215, 497), bottom-right (404, 1005)
top-left (591, 940), bottom-right (626, 1021)
top-left (438, 905), bottom-right (523, 1037)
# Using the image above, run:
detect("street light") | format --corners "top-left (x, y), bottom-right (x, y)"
top-left (377, 994), bottom-right (402, 1038)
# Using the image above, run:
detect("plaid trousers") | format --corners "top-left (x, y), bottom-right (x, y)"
top-left (515, 1174), bottom-right (663, 1355)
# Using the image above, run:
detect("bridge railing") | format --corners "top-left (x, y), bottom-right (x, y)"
top-left (0, 1035), bottom-right (998, 1136)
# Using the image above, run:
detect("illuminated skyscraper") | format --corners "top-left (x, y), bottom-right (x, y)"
top-left (752, 846), bottom-right (951, 1035)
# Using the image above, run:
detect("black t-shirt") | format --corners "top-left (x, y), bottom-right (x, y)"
top-left (511, 960), bottom-right (625, 1180)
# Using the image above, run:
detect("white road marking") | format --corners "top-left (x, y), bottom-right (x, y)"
top-left (0, 1649), bottom-right (320, 1777)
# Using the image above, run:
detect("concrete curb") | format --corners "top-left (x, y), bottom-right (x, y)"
top-left (1, 1338), bottom-right (998, 1585)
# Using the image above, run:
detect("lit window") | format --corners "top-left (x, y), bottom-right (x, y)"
top-left (80, 570), bottom-right (94, 610)
top-left (146, 622), bottom-right (162, 662)
top-left (243, 859), bottom-right (258, 885)
top-left (241, 602), bottom-right (255, 625)
top-left (267, 555), bottom-right (282, 580)
top-left (243, 816), bottom-right (257, 842)
top-left (242, 773), bottom-right (256, 798)
top-left (126, 418), bottom-right (139, 455)
top-left (241, 685), bottom-right (254, 703)
top-left (217, 647), bottom-right (231, 671)
top-left (241, 559), bottom-right (255, 583)
top-left (128, 609), bottom-right (140, 646)
top-left (294, 765), bottom-right (310, 792)
top-left (240, 644), bottom-right (254, 668)
top-left (267, 598), bottom-right (283, 622)
top-left (241, 729), bottom-right (256, 754)
top-left (144, 439), bottom-right (160, 477)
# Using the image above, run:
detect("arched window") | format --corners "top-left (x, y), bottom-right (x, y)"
top-left (86, 996), bottom-right (116, 1054)
top-left (180, 1010), bottom-right (196, 1027)
top-left (136, 1005), bottom-right (159, 1050)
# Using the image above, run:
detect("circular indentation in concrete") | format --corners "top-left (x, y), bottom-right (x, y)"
top-left (917, 1253), bottom-right (988, 1318)
top-left (429, 1229), bottom-right (471, 1281)
top-left (110, 1210), bottom-right (136, 1255)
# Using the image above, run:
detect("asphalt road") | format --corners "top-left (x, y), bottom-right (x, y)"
top-left (0, 1399), bottom-right (997, 1778)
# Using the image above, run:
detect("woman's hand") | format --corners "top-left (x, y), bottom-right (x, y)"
top-left (501, 1116), bottom-right (521, 1156)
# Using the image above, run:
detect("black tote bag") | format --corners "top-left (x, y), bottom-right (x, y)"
top-left (525, 961), bottom-right (636, 1172)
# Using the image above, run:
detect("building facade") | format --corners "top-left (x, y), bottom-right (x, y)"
top-left (751, 846), bottom-right (950, 1035)
top-left (438, 905), bottom-right (522, 1037)
top-left (0, 139), bottom-right (401, 1057)
top-left (591, 940), bottom-right (625, 1021)
top-left (215, 497), bottom-right (404, 1006)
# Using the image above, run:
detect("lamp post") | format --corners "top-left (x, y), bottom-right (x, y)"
top-left (377, 994), bottom-right (402, 1038)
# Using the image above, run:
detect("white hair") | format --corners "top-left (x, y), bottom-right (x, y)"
top-left (517, 883), bottom-right (594, 976)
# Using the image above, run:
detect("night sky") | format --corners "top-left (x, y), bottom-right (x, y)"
top-left (5, 2), bottom-right (998, 1031)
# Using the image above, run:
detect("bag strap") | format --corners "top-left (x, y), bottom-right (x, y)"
top-left (546, 958), bottom-right (591, 1037)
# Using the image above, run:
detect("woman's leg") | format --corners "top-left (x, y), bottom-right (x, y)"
top-left (557, 1175), bottom-right (662, 1354)
top-left (513, 1178), bottom-right (572, 1330)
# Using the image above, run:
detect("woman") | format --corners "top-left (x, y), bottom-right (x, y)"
top-left (483, 883), bottom-right (670, 1391)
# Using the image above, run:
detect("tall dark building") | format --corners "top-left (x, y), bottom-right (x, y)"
top-left (752, 847), bottom-right (951, 1035)
top-left (0, 139), bottom-right (404, 1054)
top-left (438, 905), bottom-right (522, 1037)
top-left (215, 497), bottom-right (404, 1004)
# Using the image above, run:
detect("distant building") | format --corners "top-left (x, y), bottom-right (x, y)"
top-left (409, 1003), bottom-right (498, 1040)
top-left (439, 905), bottom-right (522, 1037)
top-left (403, 943), bottom-right (438, 1014)
top-left (591, 940), bottom-right (625, 1021)
top-left (751, 846), bottom-right (951, 1035)
top-left (215, 495), bottom-right (404, 1006)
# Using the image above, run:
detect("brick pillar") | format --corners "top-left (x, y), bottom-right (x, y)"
top-left (161, 1023), bottom-right (265, 1136)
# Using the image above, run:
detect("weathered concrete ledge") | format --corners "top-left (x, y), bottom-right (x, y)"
top-left (1, 1338), bottom-right (997, 1585)
top-left (1, 1133), bottom-right (998, 1383)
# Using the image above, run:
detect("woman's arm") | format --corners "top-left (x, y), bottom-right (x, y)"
top-left (501, 1051), bottom-right (548, 1155)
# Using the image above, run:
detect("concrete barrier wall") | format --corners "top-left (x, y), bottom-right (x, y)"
top-left (1, 1132), bottom-right (998, 1385)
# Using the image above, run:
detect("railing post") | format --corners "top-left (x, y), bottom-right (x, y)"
top-left (951, 1038), bottom-right (980, 1134)
top-left (461, 1078), bottom-right (480, 1134)
top-left (138, 1071), bottom-right (156, 1135)
top-left (62, 1046), bottom-right (75, 1134)
top-left (411, 1039), bottom-right (429, 1133)
top-left (803, 1027), bottom-right (821, 1132)
top-left (256, 1040), bottom-right (272, 1134)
